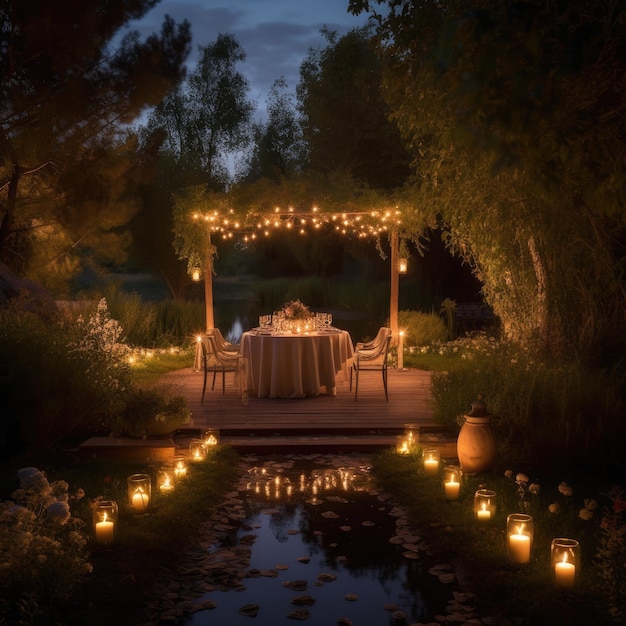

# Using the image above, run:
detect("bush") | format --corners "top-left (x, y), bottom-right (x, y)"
top-left (107, 385), bottom-right (192, 437)
top-left (0, 468), bottom-right (92, 623)
top-left (398, 309), bottom-right (448, 346)
top-left (428, 333), bottom-right (625, 467)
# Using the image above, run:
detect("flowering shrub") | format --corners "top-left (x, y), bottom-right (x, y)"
top-left (281, 299), bottom-right (311, 320)
top-left (68, 298), bottom-right (131, 394)
top-left (0, 468), bottom-right (92, 621)
top-left (596, 487), bottom-right (626, 622)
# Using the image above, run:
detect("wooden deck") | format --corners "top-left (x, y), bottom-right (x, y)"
top-left (158, 366), bottom-right (457, 454)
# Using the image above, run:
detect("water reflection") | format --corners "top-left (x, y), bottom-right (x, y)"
top-left (187, 458), bottom-right (445, 626)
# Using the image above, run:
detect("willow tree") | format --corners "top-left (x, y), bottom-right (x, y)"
top-left (350, 0), bottom-right (626, 364)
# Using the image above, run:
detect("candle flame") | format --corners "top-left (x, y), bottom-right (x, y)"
top-left (561, 553), bottom-right (569, 564)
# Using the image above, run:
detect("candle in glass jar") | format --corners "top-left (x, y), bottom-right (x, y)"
top-left (477, 502), bottom-right (491, 520)
top-left (444, 479), bottom-right (460, 500)
top-left (95, 513), bottom-right (114, 544)
top-left (555, 554), bottom-right (576, 587)
top-left (509, 530), bottom-right (531, 563)
top-left (131, 491), bottom-right (149, 512)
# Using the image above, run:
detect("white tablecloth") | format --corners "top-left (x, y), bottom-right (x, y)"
top-left (240, 329), bottom-right (354, 398)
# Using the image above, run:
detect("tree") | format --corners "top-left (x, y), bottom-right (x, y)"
top-left (152, 35), bottom-right (253, 320)
top-left (241, 78), bottom-right (305, 183)
top-left (297, 26), bottom-right (412, 191)
top-left (350, 0), bottom-right (626, 364)
top-left (0, 1), bottom-right (191, 293)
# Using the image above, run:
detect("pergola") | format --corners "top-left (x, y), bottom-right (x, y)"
top-left (190, 205), bottom-right (408, 344)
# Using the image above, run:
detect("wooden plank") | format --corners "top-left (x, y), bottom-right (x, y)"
top-left (79, 437), bottom-right (176, 463)
top-left (160, 367), bottom-right (443, 435)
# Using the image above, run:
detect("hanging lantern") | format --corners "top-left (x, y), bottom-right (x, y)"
top-left (191, 268), bottom-right (201, 282)
top-left (398, 257), bottom-right (408, 274)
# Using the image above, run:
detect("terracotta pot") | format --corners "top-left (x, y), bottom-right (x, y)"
top-left (457, 399), bottom-right (496, 473)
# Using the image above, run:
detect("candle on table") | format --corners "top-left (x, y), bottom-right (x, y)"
top-left (95, 513), bottom-right (114, 544)
top-left (555, 554), bottom-right (576, 587)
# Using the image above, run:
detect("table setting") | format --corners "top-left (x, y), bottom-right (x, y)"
top-left (241, 300), bottom-right (355, 399)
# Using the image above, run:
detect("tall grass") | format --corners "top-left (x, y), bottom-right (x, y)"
top-left (426, 334), bottom-right (625, 469)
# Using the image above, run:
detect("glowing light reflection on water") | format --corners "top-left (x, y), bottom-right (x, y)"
top-left (186, 459), bottom-right (445, 626)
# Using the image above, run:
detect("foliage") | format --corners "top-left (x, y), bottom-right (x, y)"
top-left (350, 0), bottom-right (626, 366)
top-left (398, 309), bottom-right (447, 347)
top-left (371, 449), bottom-right (622, 625)
top-left (241, 78), bottom-right (305, 182)
top-left (595, 486), bottom-right (626, 623)
top-left (0, 1), bottom-right (191, 290)
top-left (426, 333), bottom-right (625, 467)
top-left (0, 467), bottom-right (92, 623)
top-left (296, 26), bottom-right (411, 190)
top-left (107, 385), bottom-right (192, 438)
top-left (0, 300), bottom-right (131, 448)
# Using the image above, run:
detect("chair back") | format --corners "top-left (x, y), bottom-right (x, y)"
top-left (355, 327), bottom-right (392, 366)
top-left (211, 327), bottom-right (239, 351)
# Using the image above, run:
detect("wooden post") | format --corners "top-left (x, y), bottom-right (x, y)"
top-left (204, 234), bottom-right (214, 332)
top-left (390, 228), bottom-right (399, 345)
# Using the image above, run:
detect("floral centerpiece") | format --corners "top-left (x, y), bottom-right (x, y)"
top-left (282, 299), bottom-right (311, 321)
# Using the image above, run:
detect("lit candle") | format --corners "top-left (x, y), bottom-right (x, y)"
top-left (95, 513), bottom-right (114, 544)
top-left (159, 474), bottom-right (173, 492)
top-left (477, 502), bottom-right (491, 520)
top-left (509, 526), bottom-right (531, 563)
top-left (424, 457), bottom-right (439, 476)
top-left (174, 460), bottom-right (187, 479)
top-left (555, 554), bottom-right (576, 587)
top-left (444, 479), bottom-right (460, 500)
top-left (131, 491), bottom-right (149, 512)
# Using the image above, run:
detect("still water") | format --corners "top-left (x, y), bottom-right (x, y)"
top-left (186, 456), bottom-right (451, 626)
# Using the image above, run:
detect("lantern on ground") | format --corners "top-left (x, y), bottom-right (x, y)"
top-left (94, 500), bottom-right (118, 544)
top-left (396, 423), bottom-right (420, 455)
top-left (202, 429), bottom-right (220, 449)
top-left (507, 513), bottom-right (533, 563)
top-left (174, 455), bottom-right (188, 479)
top-left (474, 489), bottom-right (497, 521)
top-left (189, 438), bottom-right (206, 461)
top-left (551, 538), bottom-right (580, 588)
top-left (422, 448), bottom-right (440, 476)
top-left (157, 467), bottom-right (175, 493)
top-left (443, 465), bottom-right (462, 500)
top-left (127, 474), bottom-right (151, 513)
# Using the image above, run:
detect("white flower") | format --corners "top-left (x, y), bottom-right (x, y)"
top-left (528, 483), bottom-right (541, 495)
top-left (46, 501), bottom-right (71, 525)
top-left (504, 470), bottom-right (514, 479)
top-left (516, 473), bottom-right (529, 484)
top-left (558, 482), bottom-right (573, 497)
top-left (548, 502), bottom-right (560, 514)
top-left (584, 498), bottom-right (599, 511)
top-left (579, 507), bottom-right (594, 521)
top-left (18, 467), bottom-right (49, 491)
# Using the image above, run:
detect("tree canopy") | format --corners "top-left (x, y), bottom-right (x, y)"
top-left (350, 0), bottom-right (626, 364)
top-left (0, 1), bottom-right (191, 292)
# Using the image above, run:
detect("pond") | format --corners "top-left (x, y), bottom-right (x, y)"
top-left (150, 454), bottom-right (474, 626)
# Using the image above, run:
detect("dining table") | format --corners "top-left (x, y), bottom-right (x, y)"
top-left (240, 327), bottom-right (355, 399)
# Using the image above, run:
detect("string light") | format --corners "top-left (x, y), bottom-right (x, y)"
top-left (189, 206), bottom-right (403, 244)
